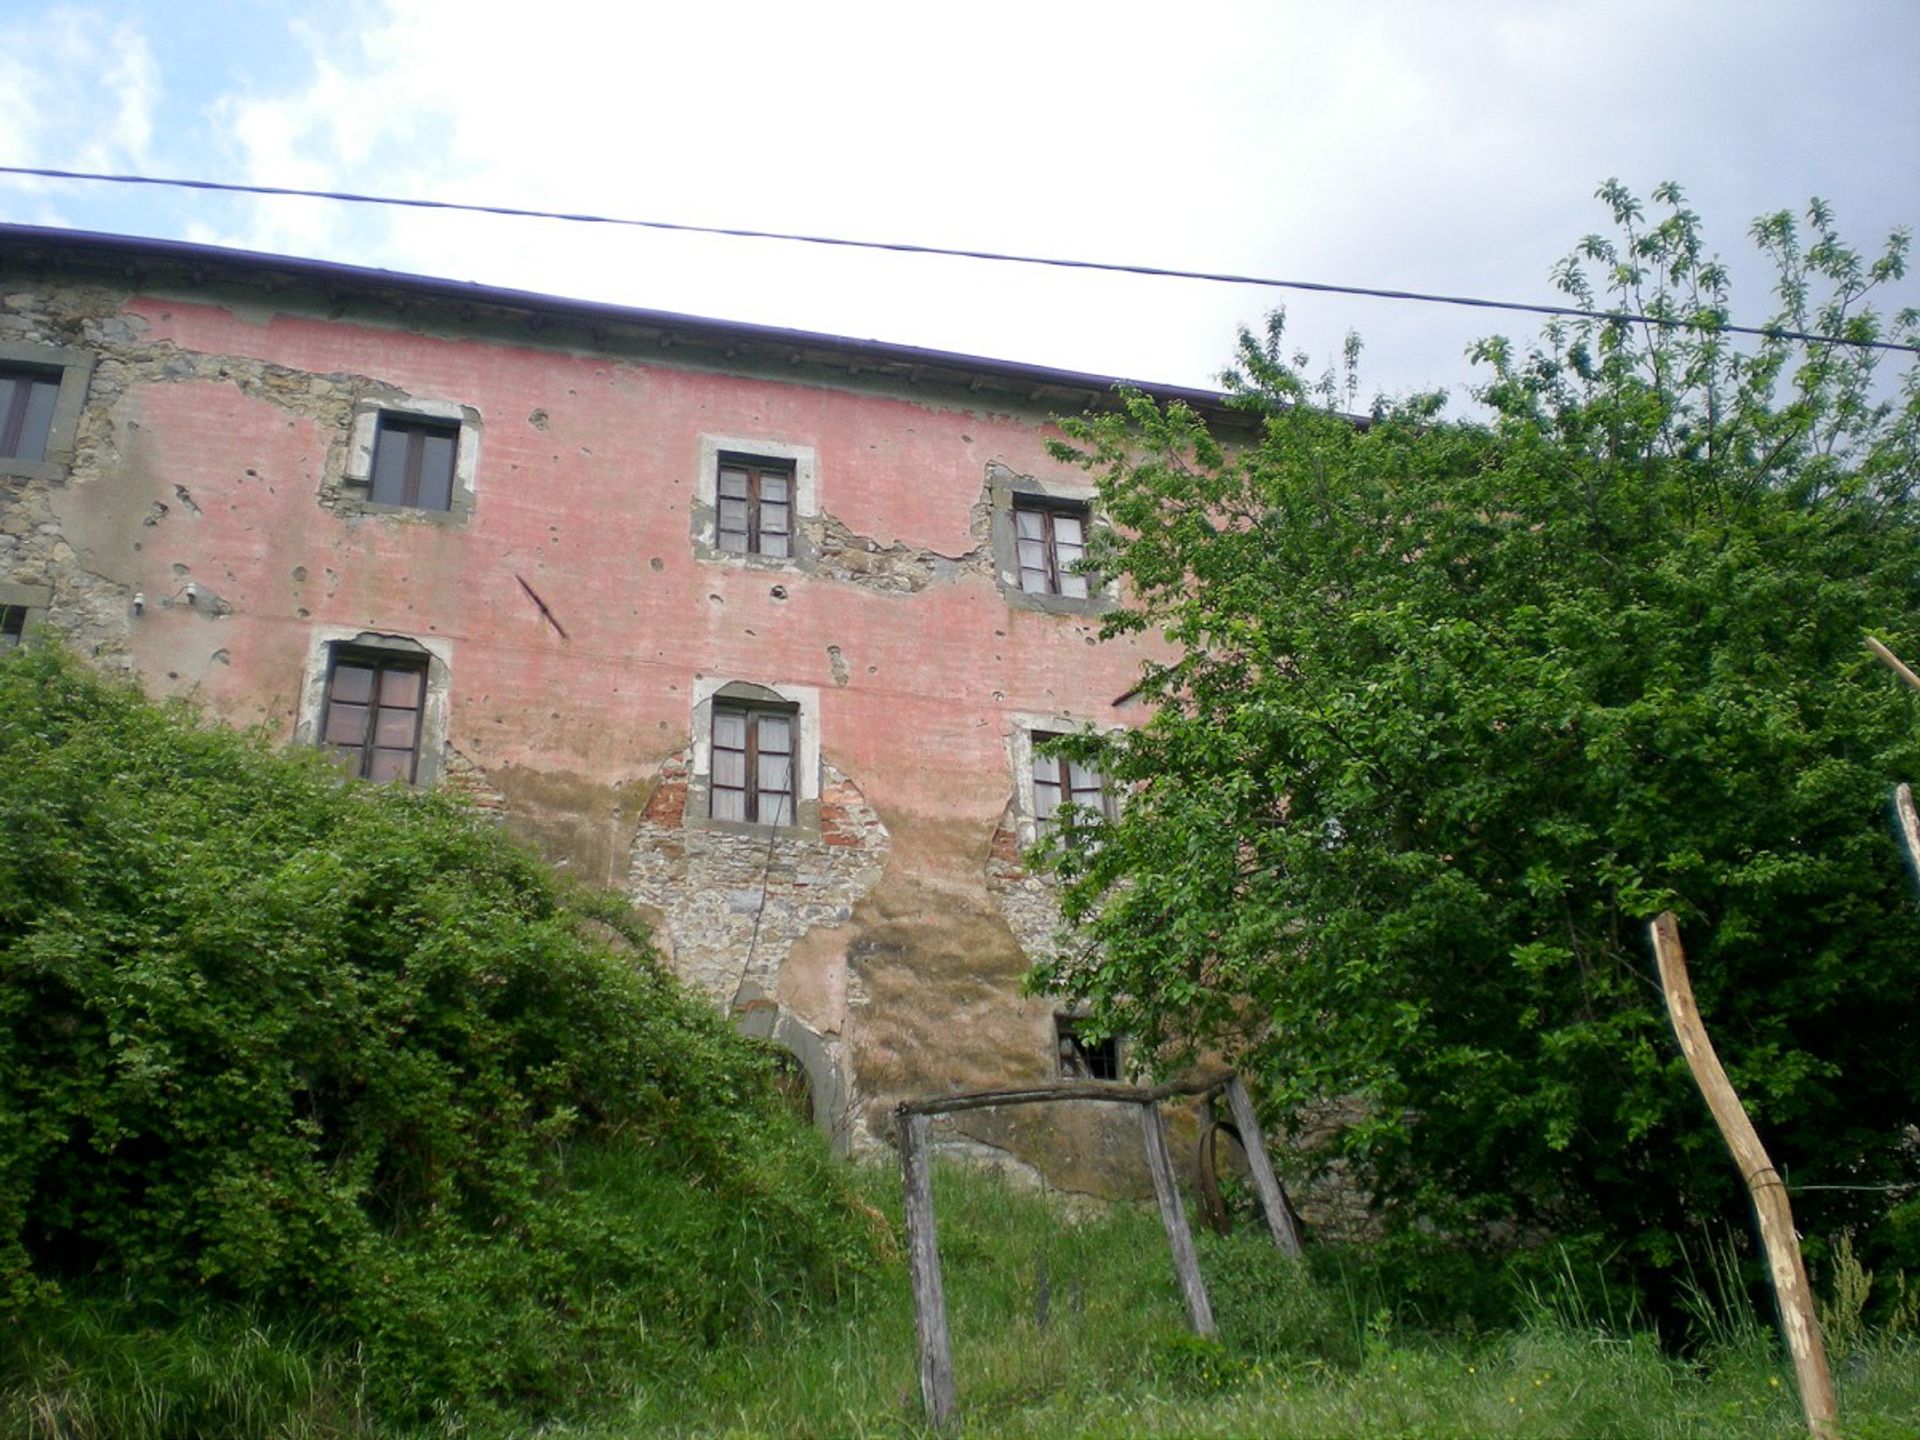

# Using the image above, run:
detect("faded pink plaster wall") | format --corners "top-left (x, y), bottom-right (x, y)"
top-left (22, 284), bottom-right (1177, 1177)
top-left (120, 295), bottom-right (1157, 832)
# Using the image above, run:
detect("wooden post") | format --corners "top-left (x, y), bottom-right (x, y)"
top-left (1894, 783), bottom-right (1920, 880)
top-left (1139, 1100), bottom-right (1216, 1336)
top-left (898, 1110), bottom-right (955, 1428)
top-left (1865, 635), bottom-right (1920, 694)
top-left (1650, 913), bottom-right (1837, 1439)
top-left (1223, 1075), bottom-right (1306, 1259)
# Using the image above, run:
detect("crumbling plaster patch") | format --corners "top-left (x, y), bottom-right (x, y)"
top-left (628, 751), bottom-right (889, 1146)
top-left (2, 280), bottom-right (480, 671)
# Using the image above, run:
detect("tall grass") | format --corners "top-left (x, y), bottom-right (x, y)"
top-left (9, 1159), bottom-right (1918, 1437)
top-left (2, 1301), bottom-right (370, 1439)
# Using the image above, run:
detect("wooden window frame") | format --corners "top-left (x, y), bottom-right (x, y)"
top-left (0, 603), bottom-right (28, 650)
top-left (369, 414), bottom-right (460, 512)
top-left (1012, 497), bottom-right (1091, 598)
top-left (1031, 734), bottom-right (1113, 833)
top-left (709, 701), bottom-right (799, 826)
top-left (0, 366), bottom-right (61, 464)
top-left (320, 651), bottom-right (429, 784)
top-left (715, 455), bottom-right (796, 559)
top-left (0, 341), bottom-right (93, 483)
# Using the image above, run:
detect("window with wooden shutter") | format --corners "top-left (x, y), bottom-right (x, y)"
top-left (1013, 499), bottom-right (1089, 598)
top-left (710, 703), bottom-right (796, 824)
top-left (322, 653), bottom-right (428, 783)
top-left (715, 456), bottom-right (795, 558)
top-left (1031, 735), bottom-right (1112, 832)
top-left (369, 415), bottom-right (460, 512)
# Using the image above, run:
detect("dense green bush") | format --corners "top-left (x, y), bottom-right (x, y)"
top-left (0, 644), bottom-right (879, 1424)
top-left (1034, 187), bottom-right (1920, 1296)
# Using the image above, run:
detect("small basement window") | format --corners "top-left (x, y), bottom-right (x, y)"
top-left (1056, 1015), bottom-right (1120, 1081)
top-left (321, 652), bottom-right (429, 783)
top-left (711, 702), bottom-right (798, 825)
top-left (0, 580), bottom-right (52, 650)
top-left (370, 415), bottom-right (460, 512)
top-left (716, 455), bottom-right (796, 558)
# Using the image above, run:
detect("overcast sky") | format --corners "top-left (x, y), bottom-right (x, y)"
top-left (3, 0), bottom-right (1917, 405)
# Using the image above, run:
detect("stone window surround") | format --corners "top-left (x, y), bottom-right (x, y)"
top-left (988, 467), bottom-right (1110, 616)
top-left (0, 578), bottom-right (53, 643)
top-left (692, 433), bottom-right (818, 570)
top-left (0, 340), bottom-right (94, 484)
top-left (686, 676), bottom-right (822, 836)
top-left (1008, 711), bottom-right (1120, 849)
top-left (293, 626), bottom-right (454, 787)
top-left (341, 395), bottom-right (481, 522)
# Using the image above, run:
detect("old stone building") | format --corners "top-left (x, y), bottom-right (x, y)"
top-left (0, 223), bottom-right (1250, 1193)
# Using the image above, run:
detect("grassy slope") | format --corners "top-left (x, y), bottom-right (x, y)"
top-left (571, 1164), bottom-right (1918, 1440)
top-left (7, 1125), bottom-right (1917, 1438)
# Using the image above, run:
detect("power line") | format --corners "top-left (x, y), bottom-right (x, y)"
top-left (3, 163), bottom-right (1917, 357)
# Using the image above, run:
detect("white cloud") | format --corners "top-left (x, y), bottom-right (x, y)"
top-left (5, 0), bottom-right (1916, 398)
top-left (0, 9), bottom-right (159, 209)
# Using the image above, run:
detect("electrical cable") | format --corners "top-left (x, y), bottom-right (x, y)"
top-left (4, 164), bottom-right (1916, 356)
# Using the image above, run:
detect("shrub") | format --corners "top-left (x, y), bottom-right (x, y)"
top-left (0, 644), bottom-right (879, 1423)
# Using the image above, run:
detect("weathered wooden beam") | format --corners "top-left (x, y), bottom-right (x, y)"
top-left (1139, 1101), bottom-right (1216, 1337)
top-left (899, 1111), bottom-right (955, 1428)
top-left (1866, 635), bottom-right (1920, 694)
top-left (1894, 782), bottom-right (1920, 881)
top-left (1224, 1075), bottom-right (1305, 1259)
top-left (898, 1073), bottom-right (1231, 1118)
top-left (1651, 913), bottom-right (1836, 1439)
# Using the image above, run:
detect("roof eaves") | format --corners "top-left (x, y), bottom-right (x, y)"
top-left (0, 222), bottom-right (1256, 427)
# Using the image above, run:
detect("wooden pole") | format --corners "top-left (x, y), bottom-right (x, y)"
top-left (1894, 783), bottom-right (1920, 880)
top-left (898, 1111), bottom-right (955, 1428)
top-left (1650, 912), bottom-right (1837, 1438)
top-left (1865, 635), bottom-right (1920, 694)
top-left (1139, 1100), bottom-right (1216, 1336)
top-left (1223, 1075), bottom-right (1306, 1259)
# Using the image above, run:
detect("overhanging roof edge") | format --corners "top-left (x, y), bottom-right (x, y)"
top-left (0, 222), bottom-right (1247, 418)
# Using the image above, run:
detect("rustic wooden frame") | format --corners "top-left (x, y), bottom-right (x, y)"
top-left (1012, 495), bottom-right (1089, 598)
top-left (715, 454), bottom-right (796, 558)
top-left (896, 1072), bottom-right (1302, 1427)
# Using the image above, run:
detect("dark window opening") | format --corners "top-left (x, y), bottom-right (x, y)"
top-left (369, 416), bottom-right (459, 511)
top-left (1056, 1016), bottom-right (1120, 1081)
top-left (711, 703), bottom-right (796, 824)
top-left (716, 455), bottom-right (795, 558)
top-left (0, 367), bottom-right (60, 464)
top-left (0, 604), bottom-right (27, 650)
top-left (322, 653), bottom-right (427, 783)
top-left (1013, 498), bottom-right (1089, 597)
top-left (1032, 736), bottom-right (1111, 833)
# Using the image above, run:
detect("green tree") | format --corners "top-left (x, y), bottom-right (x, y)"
top-left (1033, 183), bottom-right (1920, 1290)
